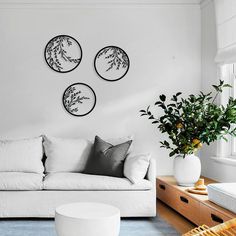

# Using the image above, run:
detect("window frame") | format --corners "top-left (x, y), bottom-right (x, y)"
top-left (230, 64), bottom-right (236, 158)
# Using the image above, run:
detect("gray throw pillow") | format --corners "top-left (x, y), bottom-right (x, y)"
top-left (83, 135), bottom-right (132, 177)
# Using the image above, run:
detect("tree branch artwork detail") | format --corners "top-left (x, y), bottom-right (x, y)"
top-left (45, 35), bottom-right (82, 73)
top-left (63, 86), bottom-right (89, 114)
top-left (62, 83), bottom-right (96, 117)
top-left (97, 47), bottom-right (129, 72)
top-left (94, 46), bottom-right (130, 81)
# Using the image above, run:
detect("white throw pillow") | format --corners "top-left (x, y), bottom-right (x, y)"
top-left (43, 135), bottom-right (92, 173)
top-left (0, 137), bottom-right (44, 173)
top-left (124, 153), bottom-right (151, 184)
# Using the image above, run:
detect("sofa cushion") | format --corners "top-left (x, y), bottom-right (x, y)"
top-left (105, 135), bottom-right (134, 152)
top-left (0, 137), bottom-right (44, 173)
top-left (43, 172), bottom-right (152, 190)
top-left (43, 135), bottom-right (92, 173)
top-left (124, 153), bottom-right (151, 184)
top-left (83, 136), bottom-right (132, 177)
top-left (0, 172), bottom-right (43, 190)
top-left (208, 183), bottom-right (236, 214)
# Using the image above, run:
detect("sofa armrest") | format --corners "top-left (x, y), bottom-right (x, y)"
top-left (146, 158), bottom-right (156, 183)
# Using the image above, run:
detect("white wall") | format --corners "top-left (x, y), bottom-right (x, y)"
top-left (0, 2), bottom-right (201, 176)
top-left (201, 0), bottom-right (236, 182)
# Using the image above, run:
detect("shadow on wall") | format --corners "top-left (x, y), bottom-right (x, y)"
top-left (0, 84), bottom-right (176, 175)
top-left (0, 87), bottom-right (158, 139)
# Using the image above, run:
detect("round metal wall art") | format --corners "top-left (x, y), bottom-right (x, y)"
top-left (45, 35), bottom-right (82, 73)
top-left (94, 46), bottom-right (130, 81)
top-left (62, 83), bottom-right (96, 117)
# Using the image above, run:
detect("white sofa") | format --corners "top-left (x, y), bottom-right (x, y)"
top-left (0, 136), bottom-right (156, 218)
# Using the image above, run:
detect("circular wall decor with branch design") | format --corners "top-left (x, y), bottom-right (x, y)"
top-left (45, 35), bottom-right (82, 73)
top-left (62, 83), bottom-right (96, 116)
top-left (94, 46), bottom-right (130, 81)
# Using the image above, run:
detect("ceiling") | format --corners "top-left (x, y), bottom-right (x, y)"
top-left (0, 0), bottom-right (205, 4)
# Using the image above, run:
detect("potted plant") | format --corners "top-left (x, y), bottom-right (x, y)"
top-left (140, 80), bottom-right (236, 186)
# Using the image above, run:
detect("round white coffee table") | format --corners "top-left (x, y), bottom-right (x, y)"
top-left (55, 202), bottom-right (120, 236)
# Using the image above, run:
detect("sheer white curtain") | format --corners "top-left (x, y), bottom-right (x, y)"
top-left (215, 0), bottom-right (236, 63)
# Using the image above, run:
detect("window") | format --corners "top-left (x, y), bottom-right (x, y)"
top-left (219, 63), bottom-right (236, 159)
top-left (210, 64), bottom-right (236, 165)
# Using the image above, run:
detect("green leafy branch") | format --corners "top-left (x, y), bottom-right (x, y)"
top-left (140, 80), bottom-right (236, 157)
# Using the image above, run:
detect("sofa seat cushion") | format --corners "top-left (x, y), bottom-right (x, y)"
top-left (0, 172), bottom-right (43, 190)
top-left (208, 183), bottom-right (236, 214)
top-left (43, 173), bottom-right (152, 191)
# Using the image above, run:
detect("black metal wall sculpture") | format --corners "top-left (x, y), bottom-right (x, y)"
top-left (45, 35), bottom-right (82, 73)
top-left (94, 46), bottom-right (130, 81)
top-left (62, 83), bottom-right (96, 116)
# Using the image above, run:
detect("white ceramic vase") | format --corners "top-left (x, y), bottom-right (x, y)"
top-left (173, 154), bottom-right (201, 187)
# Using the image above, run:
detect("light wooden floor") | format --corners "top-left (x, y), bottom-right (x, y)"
top-left (156, 199), bottom-right (196, 235)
